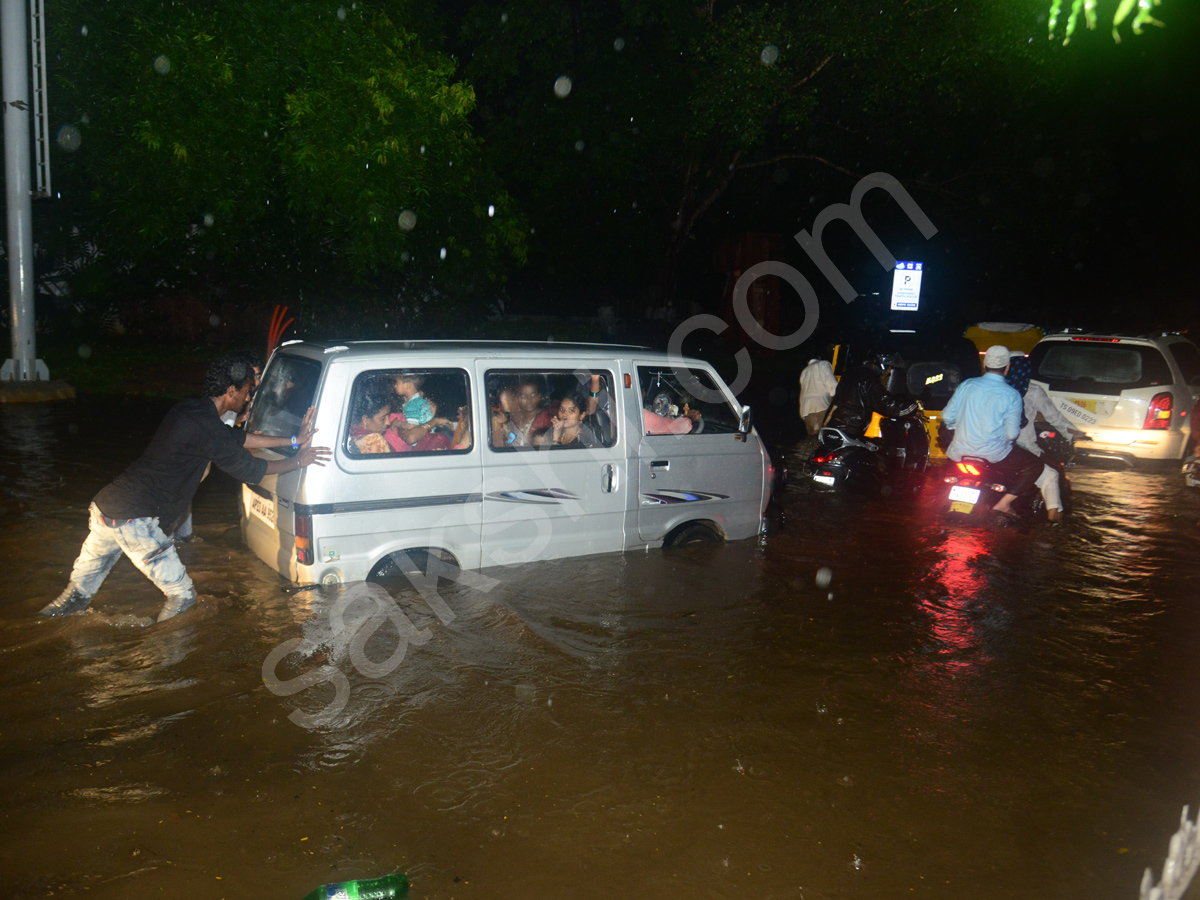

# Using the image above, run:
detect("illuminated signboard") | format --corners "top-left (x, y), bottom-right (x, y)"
top-left (890, 261), bottom-right (923, 311)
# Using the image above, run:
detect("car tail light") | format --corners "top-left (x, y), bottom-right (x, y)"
top-left (295, 513), bottom-right (314, 566)
top-left (1144, 392), bottom-right (1173, 430)
top-left (955, 461), bottom-right (981, 476)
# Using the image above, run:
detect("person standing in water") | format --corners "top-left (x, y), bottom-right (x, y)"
top-left (40, 354), bottom-right (331, 623)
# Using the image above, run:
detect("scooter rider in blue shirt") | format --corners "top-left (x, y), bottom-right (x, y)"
top-left (940, 344), bottom-right (1044, 520)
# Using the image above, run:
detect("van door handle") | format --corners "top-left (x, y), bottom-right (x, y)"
top-left (649, 459), bottom-right (669, 479)
top-left (602, 463), bottom-right (619, 492)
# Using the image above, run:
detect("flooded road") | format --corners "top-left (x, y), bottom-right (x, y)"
top-left (4, 396), bottom-right (1200, 900)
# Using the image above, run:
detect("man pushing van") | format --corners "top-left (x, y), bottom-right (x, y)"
top-left (40, 354), bottom-right (332, 623)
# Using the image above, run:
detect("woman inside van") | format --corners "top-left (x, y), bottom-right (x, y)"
top-left (349, 387), bottom-right (393, 454)
top-left (507, 377), bottom-right (554, 447)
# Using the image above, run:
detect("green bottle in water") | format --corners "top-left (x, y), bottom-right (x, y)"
top-left (299, 873), bottom-right (408, 900)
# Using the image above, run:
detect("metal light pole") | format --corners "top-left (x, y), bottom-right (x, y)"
top-left (1, 0), bottom-right (48, 383)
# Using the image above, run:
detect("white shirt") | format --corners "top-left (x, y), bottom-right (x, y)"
top-left (799, 359), bottom-right (837, 416)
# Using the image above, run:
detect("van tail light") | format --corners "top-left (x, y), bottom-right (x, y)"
top-left (955, 461), bottom-right (981, 476)
top-left (295, 513), bottom-right (314, 566)
top-left (1144, 392), bottom-right (1173, 430)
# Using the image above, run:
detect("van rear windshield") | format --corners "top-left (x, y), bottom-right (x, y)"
top-left (1029, 342), bottom-right (1172, 393)
top-left (247, 355), bottom-right (323, 453)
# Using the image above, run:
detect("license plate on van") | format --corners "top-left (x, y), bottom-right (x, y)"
top-left (244, 484), bottom-right (277, 528)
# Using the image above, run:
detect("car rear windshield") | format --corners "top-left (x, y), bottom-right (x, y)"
top-left (246, 354), bottom-right (323, 454)
top-left (1029, 342), bottom-right (1172, 393)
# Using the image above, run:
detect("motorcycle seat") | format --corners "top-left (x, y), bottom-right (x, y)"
top-left (817, 427), bottom-right (879, 451)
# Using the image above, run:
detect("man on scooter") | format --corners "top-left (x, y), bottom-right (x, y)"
top-left (824, 351), bottom-right (920, 438)
top-left (940, 344), bottom-right (1044, 521)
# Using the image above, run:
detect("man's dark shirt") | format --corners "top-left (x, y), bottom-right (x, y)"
top-left (94, 398), bottom-right (268, 527)
top-left (826, 363), bottom-right (919, 437)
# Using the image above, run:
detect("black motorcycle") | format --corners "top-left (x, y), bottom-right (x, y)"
top-left (940, 427), bottom-right (1075, 523)
top-left (809, 406), bottom-right (930, 495)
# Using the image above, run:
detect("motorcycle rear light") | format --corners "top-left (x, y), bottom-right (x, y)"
top-left (295, 513), bottom-right (314, 566)
top-left (943, 475), bottom-right (959, 484)
top-left (813, 452), bottom-right (834, 464)
top-left (1144, 392), bottom-right (1172, 430)
top-left (819, 470), bottom-right (833, 477)
top-left (955, 462), bottom-right (981, 476)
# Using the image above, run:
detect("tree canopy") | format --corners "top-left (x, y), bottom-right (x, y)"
top-left (47, 0), bottom-right (525, 301)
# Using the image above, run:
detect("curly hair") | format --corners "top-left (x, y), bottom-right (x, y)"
top-left (203, 354), bottom-right (255, 398)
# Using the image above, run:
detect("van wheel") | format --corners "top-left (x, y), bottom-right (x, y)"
top-left (667, 523), bottom-right (722, 547)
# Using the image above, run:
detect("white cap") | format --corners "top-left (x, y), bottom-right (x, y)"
top-left (983, 345), bottom-right (1011, 369)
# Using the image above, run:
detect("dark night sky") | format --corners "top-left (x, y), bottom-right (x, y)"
top-left (630, 3), bottom-right (1200, 346)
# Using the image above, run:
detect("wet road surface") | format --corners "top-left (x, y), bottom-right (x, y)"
top-left (3, 397), bottom-right (1200, 899)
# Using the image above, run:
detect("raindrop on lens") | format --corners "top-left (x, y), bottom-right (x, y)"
top-left (613, 37), bottom-right (625, 51)
top-left (153, 55), bottom-right (171, 75)
top-left (400, 250), bottom-right (410, 263)
top-left (761, 44), bottom-right (779, 66)
top-left (815, 567), bottom-right (833, 589)
top-left (439, 246), bottom-right (447, 260)
top-left (80, 113), bottom-right (90, 125)
top-left (80, 24), bottom-right (88, 37)
top-left (487, 204), bottom-right (495, 217)
top-left (574, 139), bottom-right (585, 152)
top-left (209, 314), bottom-right (221, 327)
top-left (77, 344), bottom-right (91, 359)
top-left (501, 12), bottom-right (508, 22)
top-left (336, 6), bottom-right (347, 20)
top-left (56, 124), bottom-right (82, 152)
top-left (397, 209), bottom-right (417, 232)
top-left (553, 75), bottom-right (573, 99)
top-left (203, 212), bottom-right (214, 227)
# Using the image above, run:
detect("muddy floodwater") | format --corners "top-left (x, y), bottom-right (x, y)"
top-left (4, 396), bottom-right (1200, 900)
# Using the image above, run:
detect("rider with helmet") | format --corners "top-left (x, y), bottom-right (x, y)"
top-left (824, 351), bottom-right (920, 438)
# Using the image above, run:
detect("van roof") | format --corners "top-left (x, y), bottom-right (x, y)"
top-left (275, 339), bottom-right (675, 362)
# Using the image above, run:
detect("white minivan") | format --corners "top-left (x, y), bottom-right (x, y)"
top-left (239, 341), bottom-right (776, 584)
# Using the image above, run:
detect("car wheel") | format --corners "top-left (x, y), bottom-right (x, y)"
top-left (667, 523), bottom-right (722, 547)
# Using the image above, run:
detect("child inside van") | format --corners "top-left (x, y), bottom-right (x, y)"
top-left (349, 388), bottom-right (392, 454)
top-left (534, 389), bottom-right (607, 448)
top-left (394, 374), bottom-right (433, 425)
top-left (491, 385), bottom-right (518, 447)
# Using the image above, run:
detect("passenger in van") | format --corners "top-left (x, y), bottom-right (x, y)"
top-left (491, 385), bottom-right (519, 447)
top-left (507, 377), bottom-right (554, 446)
top-left (381, 375), bottom-right (451, 452)
top-left (644, 405), bottom-right (701, 435)
top-left (349, 388), bottom-right (393, 454)
top-left (394, 373), bottom-right (434, 425)
top-left (534, 389), bottom-right (608, 448)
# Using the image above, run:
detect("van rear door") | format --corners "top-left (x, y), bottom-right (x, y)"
top-left (475, 360), bottom-right (628, 567)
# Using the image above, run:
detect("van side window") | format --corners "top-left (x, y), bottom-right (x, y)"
top-left (486, 369), bottom-right (618, 450)
top-left (637, 366), bottom-right (740, 435)
top-left (345, 369), bottom-right (472, 457)
top-left (247, 355), bottom-right (323, 454)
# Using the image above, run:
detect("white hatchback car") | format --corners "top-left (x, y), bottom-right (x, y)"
top-left (1028, 332), bottom-right (1200, 463)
